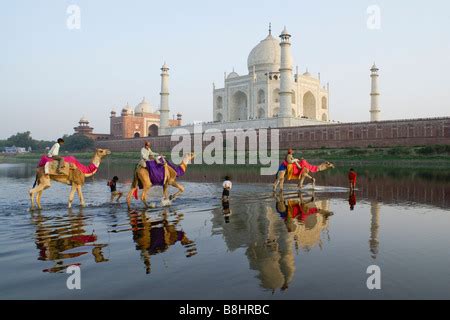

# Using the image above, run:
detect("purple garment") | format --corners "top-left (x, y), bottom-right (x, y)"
top-left (145, 160), bottom-right (185, 186)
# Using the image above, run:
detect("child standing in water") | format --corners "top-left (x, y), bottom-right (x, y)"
top-left (108, 176), bottom-right (123, 203)
top-left (348, 168), bottom-right (357, 191)
top-left (222, 176), bottom-right (232, 201)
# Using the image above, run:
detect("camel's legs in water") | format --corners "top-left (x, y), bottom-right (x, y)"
top-left (68, 184), bottom-right (77, 209)
top-left (278, 171), bottom-right (286, 192)
top-left (141, 183), bottom-right (151, 208)
top-left (76, 185), bottom-right (86, 207)
top-left (29, 177), bottom-right (50, 210)
top-left (163, 183), bottom-right (169, 201)
top-left (36, 191), bottom-right (43, 210)
top-left (126, 187), bottom-right (137, 208)
top-left (273, 172), bottom-right (281, 192)
top-left (169, 181), bottom-right (185, 200)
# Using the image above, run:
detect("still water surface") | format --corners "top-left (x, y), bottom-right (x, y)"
top-left (0, 162), bottom-right (449, 299)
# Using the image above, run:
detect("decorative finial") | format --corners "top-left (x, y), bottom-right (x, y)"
top-left (269, 22), bottom-right (272, 35)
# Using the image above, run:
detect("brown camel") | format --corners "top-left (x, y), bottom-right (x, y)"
top-left (273, 161), bottom-right (335, 192)
top-left (126, 153), bottom-right (195, 208)
top-left (29, 148), bottom-right (111, 210)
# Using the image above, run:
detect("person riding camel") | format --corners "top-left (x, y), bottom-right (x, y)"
top-left (47, 138), bottom-right (65, 174)
top-left (139, 141), bottom-right (161, 168)
top-left (286, 148), bottom-right (302, 171)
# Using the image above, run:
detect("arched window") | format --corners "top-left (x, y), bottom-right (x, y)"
top-left (303, 91), bottom-right (316, 119)
top-left (257, 89), bottom-right (265, 104)
top-left (322, 96), bottom-right (328, 109)
top-left (148, 124), bottom-right (158, 136)
top-left (257, 108), bottom-right (265, 119)
top-left (216, 96), bottom-right (223, 109)
top-left (230, 91), bottom-right (248, 121)
top-left (134, 132), bottom-right (140, 138)
top-left (273, 89), bottom-right (280, 103)
top-left (216, 113), bottom-right (223, 122)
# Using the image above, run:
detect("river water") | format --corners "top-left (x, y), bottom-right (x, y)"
top-left (0, 162), bottom-right (449, 299)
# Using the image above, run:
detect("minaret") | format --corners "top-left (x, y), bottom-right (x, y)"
top-left (279, 27), bottom-right (293, 124)
top-left (159, 62), bottom-right (170, 135)
top-left (370, 63), bottom-right (381, 122)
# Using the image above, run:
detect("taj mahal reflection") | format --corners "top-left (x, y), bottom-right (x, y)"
top-left (211, 192), bottom-right (333, 292)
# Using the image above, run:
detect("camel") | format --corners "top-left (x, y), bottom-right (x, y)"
top-left (126, 153), bottom-right (195, 208)
top-left (273, 160), bottom-right (335, 192)
top-left (29, 148), bottom-right (111, 210)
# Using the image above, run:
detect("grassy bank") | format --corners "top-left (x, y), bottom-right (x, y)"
top-left (1, 145), bottom-right (449, 168)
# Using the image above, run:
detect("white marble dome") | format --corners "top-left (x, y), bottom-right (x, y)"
top-left (135, 97), bottom-right (152, 114)
top-left (247, 33), bottom-right (280, 73)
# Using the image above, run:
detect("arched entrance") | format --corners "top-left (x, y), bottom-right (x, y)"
top-left (148, 124), bottom-right (158, 136)
top-left (216, 112), bottom-right (223, 122)
top-left (134, 132), bottom-right (141, 138)
top-left (303, 91), bottom-right (316, 119)
top-left (230, 91), bottom-right (248, 121)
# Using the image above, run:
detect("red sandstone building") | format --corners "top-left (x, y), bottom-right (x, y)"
top-left (74, 97), bottom-right (182, 140)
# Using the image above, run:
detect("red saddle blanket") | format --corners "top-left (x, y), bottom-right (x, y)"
top-left (281, 159), bottom-right (319, 180)
top-left (38, 155), bottom-right (98, 174)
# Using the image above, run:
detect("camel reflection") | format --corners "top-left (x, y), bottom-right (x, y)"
top-left (211, 192), bottom-right (332, 293)
top-left (30, 208), bottom-right (108, 273)
top-left (127, 209), bottom-right (197, 274)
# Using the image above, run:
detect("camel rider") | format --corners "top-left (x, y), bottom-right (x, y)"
top-left (286, 148), bottom-right (302, 171)
top-left (48, 138), bottom-right (65, 174)
top-left (139, 141), bottom-right (161, 168)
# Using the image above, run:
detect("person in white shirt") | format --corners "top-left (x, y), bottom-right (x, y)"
top-left (138, 141), bottom-right (161, 168)
top-left (222, 176), bottom-right (232, 201)
top-left (47, 138), bottom-right (65, 174)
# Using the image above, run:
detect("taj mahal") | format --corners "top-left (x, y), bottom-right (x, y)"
top-left (213, 25), bottom-right (329, 125)
top-left (77, 25), bottom-right (383, 139)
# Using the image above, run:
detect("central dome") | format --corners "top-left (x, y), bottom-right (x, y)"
top-left (247, 33), bottom-right (280, 74)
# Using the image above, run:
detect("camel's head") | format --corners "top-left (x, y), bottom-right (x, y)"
top-left (182, 152), bottom-right (196, 164)
top-left (325, 161), bottom-right (335, 169)
top-left (96, 148), bottom-right (111, 158)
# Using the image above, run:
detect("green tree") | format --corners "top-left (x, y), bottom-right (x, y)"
top-left (62, 134), bottom-right (95, 152)
top-left (6, 131), bottom-right (35, 149)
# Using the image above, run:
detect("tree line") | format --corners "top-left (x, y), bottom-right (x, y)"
top-left (0, 131), bottom-right (94, 152)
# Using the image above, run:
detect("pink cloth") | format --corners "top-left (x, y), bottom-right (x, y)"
top-left (38, 155), bottom-right (98, 174)
top-left (299, 159), bottom-right (319, 173)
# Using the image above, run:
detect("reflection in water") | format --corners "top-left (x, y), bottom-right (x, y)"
top-left (211, 192), bottom-right (332, 292)
top-left (369, 202), bottom-right (380, 259)
top-left (123, 209), bottom-right (197, 274)
top-left (348, 190), bottom-right (357, 211)
top-left (31, 208), bottom-right (108, 273)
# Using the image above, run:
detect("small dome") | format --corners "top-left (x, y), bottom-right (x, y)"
top-left (280, 26), bottom-right (290, 36)
top-left (122, 103), bottom-right (134, 115)
top-left (227, 71), bottom-right (239, 79)
top-left (135, 97), bottom-right (152, 114)
top-left (247, 33), bottom-right (280, 74)
top-left (79, 116), bottom-right (89, 123)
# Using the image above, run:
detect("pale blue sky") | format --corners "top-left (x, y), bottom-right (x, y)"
top-left (1, 0), bottom-right (450, 140)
